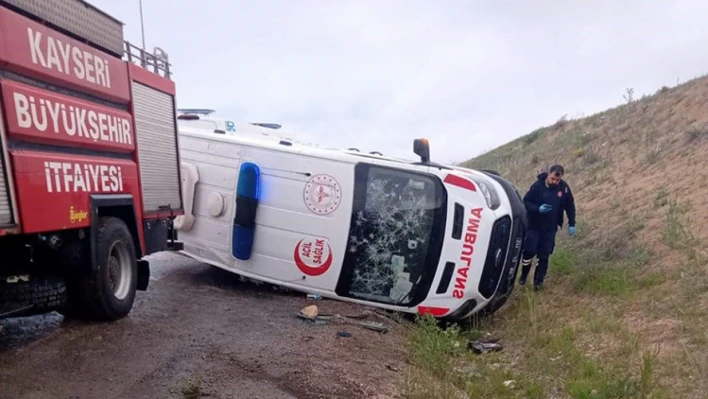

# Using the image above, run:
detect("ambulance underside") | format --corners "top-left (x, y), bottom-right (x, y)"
top-left (176, 129), bottom-right (527, 319)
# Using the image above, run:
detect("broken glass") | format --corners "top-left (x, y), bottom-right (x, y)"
top-left (342, 164), bottom-right (446, 306)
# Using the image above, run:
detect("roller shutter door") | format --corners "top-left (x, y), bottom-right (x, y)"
top-left (0, 156), bottom-right (11, 224)
top-left (0, 104), bottom-right (12, 225)
top-left (131, 81), bottom-right (182, 213)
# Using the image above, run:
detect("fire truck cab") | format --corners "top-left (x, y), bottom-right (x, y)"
top-left (175, 114), bottom-right (527, 321)
top-left (0, 0), bottom-right (183, 321)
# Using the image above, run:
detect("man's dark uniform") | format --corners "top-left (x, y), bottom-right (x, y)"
top-left (519, 171), bottom-right (576, 289)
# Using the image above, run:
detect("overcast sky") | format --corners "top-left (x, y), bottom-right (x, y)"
top-left (92, 0), bottom-right (708, 164)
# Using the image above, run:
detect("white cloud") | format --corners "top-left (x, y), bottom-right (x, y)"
top-left (93, 0), bottom-right (708, 163)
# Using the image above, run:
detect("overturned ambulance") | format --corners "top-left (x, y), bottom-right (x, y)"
top-left (174, 113), bottom-right (526, 321)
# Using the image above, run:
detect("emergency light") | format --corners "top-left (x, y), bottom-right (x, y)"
top-left (414, 138), bottom-right (431, 163)
top-left (232, 162), bottom-right (261, 260)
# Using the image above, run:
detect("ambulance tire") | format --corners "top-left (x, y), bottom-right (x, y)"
top-left (71, 217), bottom-right (138, 321)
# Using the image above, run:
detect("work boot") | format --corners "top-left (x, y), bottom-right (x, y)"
top-left (519, 258), bottom-right (532, 285)
top-left (533, 281), bottom-right (544, 292)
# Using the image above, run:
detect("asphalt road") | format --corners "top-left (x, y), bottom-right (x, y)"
top-left (0, 252), bottom-right (407, 399)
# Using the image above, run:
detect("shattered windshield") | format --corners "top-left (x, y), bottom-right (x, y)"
top-left (336, 164), bottom-right (447, 306)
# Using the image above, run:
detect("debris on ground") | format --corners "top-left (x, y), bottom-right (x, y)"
top-left (359, 321), bottom-right (389, 333)
top-left (307, 294), bottom-right (322, 300)
top-left (297, 305), bottom-right (331, 325)
top-left (296, 306), bottom-right (391, 334)
top-left (503, 380), bottom-right (516, 389)
top-left (337, 331), bottom-right (352, 338)
top-left (468, 338), bottom-right (503, 354)
top-left (300, 305), bottom-right (318, 318)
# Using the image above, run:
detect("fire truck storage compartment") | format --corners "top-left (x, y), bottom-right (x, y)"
top-left (0, 0), bottom-right (125, 57)
top-left (131, 81), bottom-right (182, 214)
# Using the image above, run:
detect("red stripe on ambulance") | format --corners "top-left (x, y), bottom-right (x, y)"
top-left (417, 306), bottom-right (450, 317)
top-left (443, 174), bottom-right (477, 192)
top-left (453, 207), bottom-right (483, 299)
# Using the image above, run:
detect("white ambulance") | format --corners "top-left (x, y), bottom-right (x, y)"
top-left (173, 113), bottom-right (528, 321)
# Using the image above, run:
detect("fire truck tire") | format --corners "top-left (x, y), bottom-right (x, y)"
top-left (0, 275), bottom-right (67, 317)
top-left (77, 217), bottom-right (138, 321)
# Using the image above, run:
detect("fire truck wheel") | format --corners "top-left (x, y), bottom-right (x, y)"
top-left (80, 217), bottom-right (138, 321)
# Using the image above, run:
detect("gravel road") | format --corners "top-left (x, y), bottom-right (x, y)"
top-left (0, 252), bottom-right (408, 399)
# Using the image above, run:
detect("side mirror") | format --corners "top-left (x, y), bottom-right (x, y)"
top-left (413, 138), bottom-right (430, 163)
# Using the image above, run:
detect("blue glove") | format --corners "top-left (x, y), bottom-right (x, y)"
top-left (568, 226), bottom-right (576, 236)
top-left (539, 204), bottom-right (552, 213)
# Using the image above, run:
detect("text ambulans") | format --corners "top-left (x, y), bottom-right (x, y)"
top-left (453, 207), bottom-right (483, 299)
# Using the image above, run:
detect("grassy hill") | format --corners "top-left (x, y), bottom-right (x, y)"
top-left (403, 77), bottom-right (708, 398)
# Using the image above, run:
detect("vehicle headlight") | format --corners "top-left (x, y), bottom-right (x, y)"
top-left (469, 177), bottom-right (501, 210)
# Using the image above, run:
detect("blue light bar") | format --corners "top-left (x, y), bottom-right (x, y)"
top-left (236, 163), bottom-right (261, 199)
top-left (232, 162), bottom-right (261, 260)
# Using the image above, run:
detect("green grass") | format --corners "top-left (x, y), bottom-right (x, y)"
top-left (407, 316), bottom-right (462, 380)
top-left (550, 247), bottom-right (576, 275)
top-left (544, 214), bottom-right (656, 298)
top-left (686, 128), bottom-right (707, 143)
top-left (661, 199), bottom-right (698, 251)
top-left (404, 205), bottom-right (683, 398)
top-left (179, 375), bottom-right (203, 399)
top-left (645, 145), bottom-right (662, 165)
top-left (631, 243), bottom-right (653, 268)
top-left (653, 187), bottom-right (670, 209)
top-left (405, 296), bottom-right (667, 399)
top-left (573, 266), bottom-right (634, 297)
top-left (582, 150), bottom-right (602, 166)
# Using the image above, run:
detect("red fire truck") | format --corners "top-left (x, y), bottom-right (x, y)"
top-left (0, 1), bottom-right (183, 321)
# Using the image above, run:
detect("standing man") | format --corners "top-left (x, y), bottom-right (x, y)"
top-left (519, 164), bottom-right (576, 291)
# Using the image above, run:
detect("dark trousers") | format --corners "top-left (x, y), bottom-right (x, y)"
top-left (520, 228), bottom-right (557, 286)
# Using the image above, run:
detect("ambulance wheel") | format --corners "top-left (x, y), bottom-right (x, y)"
top-left (73, 217), bottom-right (138, 321)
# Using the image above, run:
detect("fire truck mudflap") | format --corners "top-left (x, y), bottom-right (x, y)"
top-left (0, 1), bottom-right (183, 321)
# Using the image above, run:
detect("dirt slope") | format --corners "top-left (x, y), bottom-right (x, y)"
top-left (466, 79), bottom-right (708, 249)
top-left (423, 77), bottom-right (708, 398)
